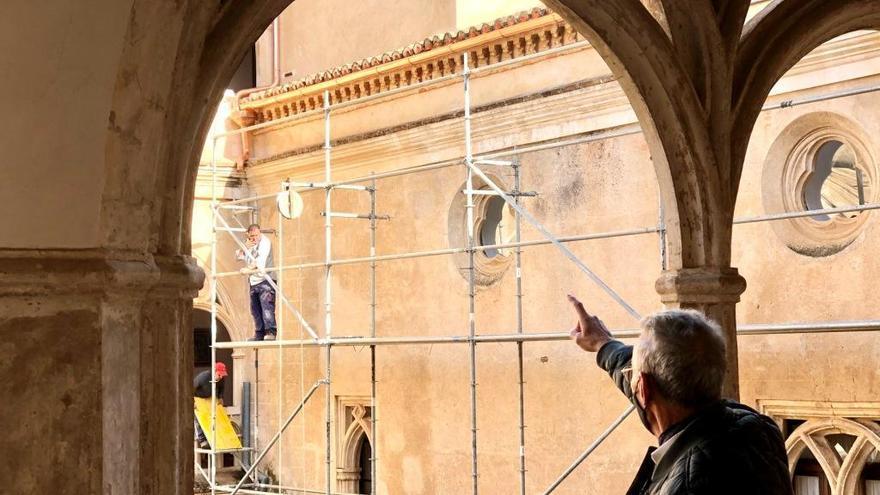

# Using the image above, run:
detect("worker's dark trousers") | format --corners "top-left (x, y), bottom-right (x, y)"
top-left (249, 280), bottom-right (277, 338)
top-left (195, 420), bottom-right (207, 443)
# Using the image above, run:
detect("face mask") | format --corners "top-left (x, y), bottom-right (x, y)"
top-left (633, 375), bottom-right (653, 433)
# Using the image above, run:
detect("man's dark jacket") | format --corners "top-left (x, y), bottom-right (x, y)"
top-left (193, 369), bottom-right (224, 399)
top-left (597, 341), bottom-right (793, 495)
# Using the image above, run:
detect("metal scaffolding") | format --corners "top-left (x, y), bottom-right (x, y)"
top-left (200, 43), bottom-right (880, 495)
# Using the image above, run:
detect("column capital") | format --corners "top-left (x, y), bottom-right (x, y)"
top-left (655, 266), bottom-right (747, 306)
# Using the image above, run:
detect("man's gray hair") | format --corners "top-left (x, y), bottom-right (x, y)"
top-left (635, 309), bottom-right (727, 407)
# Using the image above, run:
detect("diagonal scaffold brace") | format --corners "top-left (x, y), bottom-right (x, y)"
top-left (542, 404), bottom-right (637, 494)
top-left (465, 159), bottom-right (642, 321)
top-left (226, 379), bottom-right (329, 495)
top-left (466, 160), bottom-right (640, 492)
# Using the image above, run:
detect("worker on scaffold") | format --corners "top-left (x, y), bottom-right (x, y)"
top-left (194, 362), bottom-right (228, 449)
top-left (236, 223), bottom-right (277, 341)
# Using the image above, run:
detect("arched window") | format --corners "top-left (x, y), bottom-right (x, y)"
top-left (447, 175), bottom-right (517, 286)
top-left (762, 112), bottom-right (878, 257)
top-left (785, 417), bottom-right (880, 494)
top-left (337, 400), bottom-right (373, 494)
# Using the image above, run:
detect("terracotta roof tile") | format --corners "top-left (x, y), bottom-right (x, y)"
top-left (243, 7), bottom-right (550, 102)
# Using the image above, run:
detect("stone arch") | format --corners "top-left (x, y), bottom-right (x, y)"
top-left (101, 0), bottom-right (295, 257)
top-left (733, 0), bottom-right (880, 184)
top-left (191, 260), bottom-right (247, 342)
top-left (7, 1), bottom-right (782, 492)
top-left (191, 305), bottom-right (237, 406)
top-left (99, 0), bottom-right (758, 407)
top-left (192, 300), bottom-right (237, 340)
top-left (337, 404), bottom-right (373, 493)
top-left (786, 417), bottom-right (880, 495)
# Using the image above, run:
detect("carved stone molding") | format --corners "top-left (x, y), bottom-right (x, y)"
top-left (239, 10), bottom-right (581, 123)
top-left (760, 400), bottom-right (880, 421)
top-left (762, 112), bottom-right (879, 257)
top-left (447, 174), bottom-right (515, 287)
top-left (760, 400), bottom-right (880, 495)
top-left (788, 418), bottom-right (880, 495)
top-left (336, 397), bottom-right (373, 493)
top-left (0, 250), bottom-right (204, 298)
top-left (654, 267), bottom-right (747, 306)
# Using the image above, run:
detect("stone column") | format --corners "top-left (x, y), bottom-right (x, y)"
top-left (0, 251), bottom-right (203, 495)
top-left (336, 468), bottom-right (360, 493)
top-left (655, 267), bottom-right (747, 400)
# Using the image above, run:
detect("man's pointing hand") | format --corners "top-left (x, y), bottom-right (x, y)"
top-left (567, 294), bottom-right (613, 353)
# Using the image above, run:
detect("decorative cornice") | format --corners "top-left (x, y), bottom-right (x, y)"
top-left (249, 75), bottom-right (618, 166)
top-left (238, 6), bottom-right (879, 125)
top-left (0, 249), bottom-right (204, 298)
top-left (784, 31), bottom-right (880, 77)
top-left (239, 20), bottom-right (880, 127)
top-left (243, 77), bottom-right (634, 187)
top-left (759, 400), bottom-right (880, 420)
top-left (239, 9), bottom-right (581, 123)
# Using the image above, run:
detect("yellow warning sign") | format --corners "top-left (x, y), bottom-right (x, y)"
top-left (194, 397), bottom-right (243, 450)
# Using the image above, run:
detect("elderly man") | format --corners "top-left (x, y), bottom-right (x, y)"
top-left (567, 294), bottom-right (792, 495)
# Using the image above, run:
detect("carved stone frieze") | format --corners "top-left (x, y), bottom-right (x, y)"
top-left (238, 10), bottom-right (582, 124)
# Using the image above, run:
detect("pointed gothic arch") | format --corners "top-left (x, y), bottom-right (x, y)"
top-left (786, 417), bottom-right (880, 495)
top-left (337, 403), bottom-right (374, 493)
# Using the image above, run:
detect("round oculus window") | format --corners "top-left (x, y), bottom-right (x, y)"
top-left (762, 112), bottom-right (877, 257)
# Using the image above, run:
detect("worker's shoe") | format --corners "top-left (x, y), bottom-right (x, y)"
top-left (198, 440), bottom-right (209, 449)
top-left (263, 332), bottom-right (277, 341)
top-left (247, 332), bottom-right (266, 341)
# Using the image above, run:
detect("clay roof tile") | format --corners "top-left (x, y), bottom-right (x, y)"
top-left (244, 7), bottom-right (552, 102)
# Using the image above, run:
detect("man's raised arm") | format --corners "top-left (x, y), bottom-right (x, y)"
top-left (567, 294), bottom-right (635, 400)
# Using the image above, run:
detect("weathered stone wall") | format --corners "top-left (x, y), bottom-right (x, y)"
top-left (0, 0), bottom-right (134, 249)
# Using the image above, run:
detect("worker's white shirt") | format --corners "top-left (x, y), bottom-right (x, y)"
top-left (243, 235), bottom-right (274, 286)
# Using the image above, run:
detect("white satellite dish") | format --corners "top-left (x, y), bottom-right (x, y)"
top-left (277, 189), bottom-right (304, 219)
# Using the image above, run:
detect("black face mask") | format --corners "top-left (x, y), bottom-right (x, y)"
top-left (633, 377), bottom-right (652, 433)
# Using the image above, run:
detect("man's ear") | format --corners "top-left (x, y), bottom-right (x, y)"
top-left (637, 372), bottom-right (652, 404)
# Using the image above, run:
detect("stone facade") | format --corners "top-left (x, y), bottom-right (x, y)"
top-left (194, 5), bottom-right (880, 494)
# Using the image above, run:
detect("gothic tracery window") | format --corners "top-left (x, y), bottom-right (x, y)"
top-left (762, 401), bottom-right (880, 495)
top-left (336, 398), bottom-right (373, 494)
